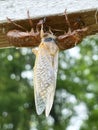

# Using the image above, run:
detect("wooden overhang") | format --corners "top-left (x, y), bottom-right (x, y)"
top-left (0, 9), bottom-right (98, 50)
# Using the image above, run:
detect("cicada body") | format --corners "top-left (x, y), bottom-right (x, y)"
top-left (6, 11), bottom-right (87, 117)
top-left (32, 32), bottom-right (59, 117)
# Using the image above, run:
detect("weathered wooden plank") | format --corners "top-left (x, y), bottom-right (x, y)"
top-left (0, 9), bottom-right (98, 49)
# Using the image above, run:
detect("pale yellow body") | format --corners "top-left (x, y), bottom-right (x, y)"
top-left (32, 33), bottom-right (59, 117)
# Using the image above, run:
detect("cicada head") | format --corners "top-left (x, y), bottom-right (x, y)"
top-left (41, 32), bottom-right (59, 56)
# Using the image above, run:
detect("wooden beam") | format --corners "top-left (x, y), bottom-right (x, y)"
top-left (0, 9), bottom-right (98, 49)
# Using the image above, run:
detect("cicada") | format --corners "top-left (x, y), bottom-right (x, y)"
top-left (6, 11), bottom-right (87, 117)
top-left (32, 28), bottom-right (59, 117)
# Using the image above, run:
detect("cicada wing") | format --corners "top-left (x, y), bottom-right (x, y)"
top-left (33, 41), bottom-right (59, 116)
top-left (33, 56), bottom-right (46, 115)
top-left (34, 85), bottom-right (46, 115)
top-left (45, 50), bottom-right (59, 117)
top-left (33, 47), bottom-right (53, 115)
top-left (45, 84), bottom-right (55, 117)
top-left (53, 50), bottom-right (59, 84)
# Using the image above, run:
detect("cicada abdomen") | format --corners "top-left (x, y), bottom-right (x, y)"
top-left (32, 32), bottom-right (59, 117)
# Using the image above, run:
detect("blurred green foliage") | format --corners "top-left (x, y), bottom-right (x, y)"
top-left (0, 35), bottom-right (98, 130)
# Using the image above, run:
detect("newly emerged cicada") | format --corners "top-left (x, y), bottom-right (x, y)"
top-left (6, 10), bottom-right (87, 117)
top-left (32, 28), bottom-right (59, 117)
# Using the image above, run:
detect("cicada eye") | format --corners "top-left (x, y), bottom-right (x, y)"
top-left (44, 37), bottom-right (57, 44)
top-left (44, 37), bottom-right (53, 42)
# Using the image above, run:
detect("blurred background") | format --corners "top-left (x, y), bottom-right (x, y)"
top-left (0, 35), bottom-right (98, 130)
top-left (0, 0), bottom-right (98, 130)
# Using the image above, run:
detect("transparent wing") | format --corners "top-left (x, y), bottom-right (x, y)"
top-left (33, 53), bottom-right (47, 115)
top-left (33, 42), bottom-right (59, 116)
top-left (45, 50), bottom-right (59, 117)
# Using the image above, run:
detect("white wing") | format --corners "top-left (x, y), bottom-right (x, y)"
top-left (45, 50), bottom-right (59, 117)
top-left (33, 39), bottom-right (59, 116)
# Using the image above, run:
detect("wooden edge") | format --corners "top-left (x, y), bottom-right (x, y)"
top-left (0, 8), bottom-right (98, 49)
